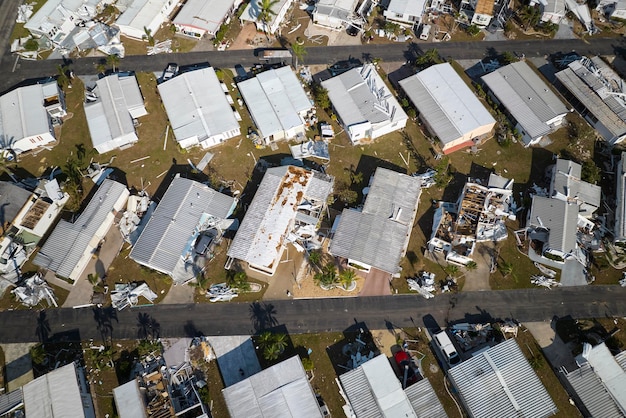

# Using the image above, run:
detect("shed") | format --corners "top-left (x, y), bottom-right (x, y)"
top-left (399, 63), bottom-right (495, 154)
top-left (158, 67), bottom-right (241, 149)
top-left (313, 0), bottom-right (359, 30)
top-left (84, 73), bottom-right (147, 153)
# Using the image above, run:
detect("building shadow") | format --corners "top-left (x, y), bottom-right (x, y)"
top-left (325, 320), bottom-right (379, 376)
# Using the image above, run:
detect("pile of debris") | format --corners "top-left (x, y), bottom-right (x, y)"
top-left (531, 275), bottom-right (562, 289)
top-left (12, 273), bottom-right (57, 308)
top-left (450, 323), bottom-right (493, 351)
top-left (407, 271), bottom-right (436, 299)
top-left (147, 39), bottom-right (172, 55)
top-left (110, 282), bottom-right (157, 310)
top-left (206, 283), bottom-right (238, 303)
top-left (119, 191), bottom-right (151, 244)
top-left (412, 169), bottom-right (436, 189)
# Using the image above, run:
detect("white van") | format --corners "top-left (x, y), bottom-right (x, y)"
top-left (420, 24), bottom-right (431, 41)
top-left (433, 330), bottom-right (461, 367)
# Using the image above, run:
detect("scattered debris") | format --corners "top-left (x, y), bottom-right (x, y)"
top-left (111, 282), bottom-right (157, 310)
top-left (531, 275), bottom-right (562, 289)
top-left (407, 271), bottom-right (436, 299)
top-left (12, 273), bottom-right (57, 307)
top-left (412, 169), bottom-right (436, 188)
top-left (16, 4), bottom-right (34, 23)
top-left (289, 139), bottom-right (330, 161)
top-left (206, 283), bottom-right (238, 302)
top-left (534, 262), bottom-right (557, 278)
top-left (147, 39), bottom-right (172, 55)
top-left (119, 191), bottom-right (151, 243)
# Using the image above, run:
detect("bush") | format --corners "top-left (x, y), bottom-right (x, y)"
top-left (24, 38), bottom-right (39, 51)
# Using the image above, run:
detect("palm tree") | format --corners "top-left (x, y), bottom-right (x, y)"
top-left (339, 269), bottom-right (357, 290)
top-left (500, 261), bottom-right (514, 277)
top-left (444, 264), bottom-right (459, 278)
top-left (257, 0), bottom-right (280, 40)
top-left (106, 54), bottom-right (120, 72)
top-left (56, 65), bottom-right (69, 89)
top-left (95, 62), bottom-right (106, 75)
top-left (256, 331), bottom-right (275, 350)
top-left (30, 344), bottom-right (46, 366)
top-left (465, 261), bottom-right (477, 271)
top-left (518, 5), bottom-right (540, 30)
top-left (291, 41), bottom-right (307, 68)
top-left (314, 262), bottom-right (338, 289)
top-left (308, 250), bottom-right (321, 272)
top-left (415, 48), bottom-right (441, 67)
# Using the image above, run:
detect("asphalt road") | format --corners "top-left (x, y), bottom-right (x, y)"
top-left (0, 0), bottom-right (21, 67)
top-left (1, 36), bottom-right (625, 93)
top-left (1, 285), bottom-right (624, 343)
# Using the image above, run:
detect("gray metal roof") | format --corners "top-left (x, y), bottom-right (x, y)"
top-left (84, 74), bottom-right (144, 151)
top-left (404, 378), bottom-right (448, 418)
top-left (0, 182), bottom-right (32, 226)
top-left (238, 66), bottom-right (312, 139)
top-left (0, 388), bottom-right (22, 416)
top-left (338, 354), bottom-right (419, 418)
top-left (130, 176), bottom-right (235, 277)
top-left (222, 355), bottom-right (322, 418)
top-left (528, 196), bottom-right (579, 253)
top-left (448, 339), bottom-right (557, 418)
top-left (158, 67), bottom-right (240, 145)
top-left (173, 0), bottom-right (237, 35)
top-left (550, 159), bottom-right (601, 211)
top-left (23, 363), bottom-right (87, 418)
top-left (313, 0), bottom-right (357, 21)
top-left (227, 166), bottom-right (333, 269)
top-left (329, 167), bottom-right (421, 274)
top-left (0, 83), bottom-right (55, 151)
top-left (399, 63), bottom-right (495, 146)
top-left (113, 379), bottom-right (147, 418)
top-left (34, 179), bottom-right (129, 279)
top-left (482, 61), bottom-right (568, 141)
top-left (617, 152), bottom-right (626, 241)
top-left (565, 363), bottom-right (623, 418)
top-left (321, 64), bottom-right (407, 128)
top-left (387, 0), bottom-right (425, 16)
top-left (556, 59), bottom-right (626, 144)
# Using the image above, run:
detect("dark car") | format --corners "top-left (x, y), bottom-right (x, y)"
top-left (346, 25), bottom-right (359, 36)
top-left (234, 64), bottom-right (248, 82)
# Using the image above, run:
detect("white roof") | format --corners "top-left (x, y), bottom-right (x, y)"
top-left (0, 83), bottom-right (55, 150)
top-left (240, 0), bottom-right (290, 29)
top-left (339, 354), bottom-right (416, 417)
top-left (399, 63), bottom-right (495, 145)
top-left (84, 74), bottom-right (145, 149)
top-left (173, 0), bottom-right (237, 34)
top-left (387, 0), bottom-right (425, 17)
top-left (322, 64), bottom-right (407, 128)
top-left (25, 0), bottom-right (100, 33)
top-left (113, 380), bottom-right (147, 418)
top-left (23, 363), bottom-right (87, 418)
top-left (481, 61), bottom-right (569, 141)
top-left (222, 355), bottom-right (322, 418)
top-left (238, 67), bottom-right (312, 138)
top-left (116, 0), bottom-right (172, 32)
top-left (448, 339), bottom-right (557, 418)
top-left (158, 67), bottom-right (240, 144)
top-left (314, 0), bottom-right (358, 19)
top-left (227, 166), bottom-right (333, 269)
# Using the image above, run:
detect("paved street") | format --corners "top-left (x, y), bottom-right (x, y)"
top-left (1, 37), bottom-right (624, 93)
top-left (1, 285), bottom-right (624, 343)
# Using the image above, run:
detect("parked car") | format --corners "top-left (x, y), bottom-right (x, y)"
top-left (234, 64), bottom-right (248, 82)
top-left (432, 330), bottom-right (461, 367)
top-left (346, 25), bottom-right (359, 36)
top-left (162, 63), bottom-right (179, 82)
top-left (420, 24), bottom-right (431, 41)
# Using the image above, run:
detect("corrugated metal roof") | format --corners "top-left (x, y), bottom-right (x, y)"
top-left (399, 63), bottom-right (495, 146)
top-left (130, 176), bottom-right (235, 277)
top-left (482, 61), bottom-right (568, 141)
top-left (222, 355), bottom-right (322, 418)
top-left (0, 388), bottom-right (22, 415)
top-left (404, 378), bottom-right (448, 418)
top-left (615, 152), bottom-right (626, 241)
top-left (313, 0), bottom-right (357, 20)
top-left (227, 166), bottom-right (333, 269)
top-left (329, 167), bottom-right (421, 274)
top-left (116, 0), bottom-right (172, 32)
top-left (0, 83), bottom-right (52, 150)
top-left (23, 363), bottom-right (86, 418)
top-left (584, 343), bottom-right (626, 412)
top-left (173, 0), bottom-right (237, 34)
top-left (322, 65), bottom-right (407, 128)
top-left (448, 339), bottom-right (557, 418)
top-left (339, 354), bottom-right (423, 418)
top-left (551, 159), bottom-right (601, 210)
top-left (158, 67), bottom-right (239, 145)
top-left (565, 363), bottom-right (623, 418)
top-left (529, 196), bottom-right (578, 253)
top-left (84, 74), bottom-right (144, 150)
top-left (556, 60), bottom-right (626, 143)
top-left (113, 380), bottom-right (147, 418)
top-left (34, 179), bottom-right (129, 279)
top-left (238, 67), bottom-right (311, 139)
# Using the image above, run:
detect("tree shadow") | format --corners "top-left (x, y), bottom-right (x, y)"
top-left (136, 312), bottom-right (160, 340)
top-left (92, 306), bottom-right (118, 344)
top-left (35, 310), bottom-right (51, 343)
top-left (325, 320), bottom-right (379, 376)
top-left (183, 320), bottom-right (204, 337)
top-left (249, 301), bottom-right (279, 332)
